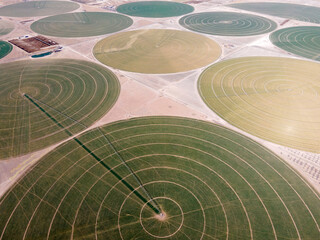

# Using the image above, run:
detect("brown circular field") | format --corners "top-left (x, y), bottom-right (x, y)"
top-left (0, 20), bottom-right (14, 36)
top-left (93, 29), bottom-right (221, 74)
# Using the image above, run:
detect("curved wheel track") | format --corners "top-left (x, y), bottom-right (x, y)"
top-left (0, 117), bottom-right (319, 239)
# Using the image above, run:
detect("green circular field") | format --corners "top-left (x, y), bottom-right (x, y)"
top-left (0, 41), bottom-right (12, 59)
top-left (179, 12), bottom-right (277, 36)
top-left (0, 20), bottom-right (14, 36)
top-left (199, 57), bottom-right (320, 153)
top-left (0, 117), bottom-right (319, 239)
top-left (30, 12), bottom-right (133, 38)
top-left (0, 59), bottom-right (120, 159)
top-left (117, 1), bottom-right (194, 18)
top-left (93, 29), bottom-right (221, 74)
top-left (0, 1), bottom-right (79, 18)
top-left (229, 2), bottom-right (320, 24)
top-left (270, 26), bottom-right (320, 61)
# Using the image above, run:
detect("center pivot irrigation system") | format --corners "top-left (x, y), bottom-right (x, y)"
top-left (23, 93), bottom-right (162, 216)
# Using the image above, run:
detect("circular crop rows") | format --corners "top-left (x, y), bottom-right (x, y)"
top-left (0, 117), bottom-right (319, 239)
top-left (179, 12), bottom-right (277, 36)
top-left (93, 29), bottom-right (221, 74)
top-left (0, 59), bottom-right (120, 159)
top-left (199, 57), bottom-right (320, 153)
top-left (0, 1), bottom-right (79, 18)
top-left (117, 1), bottom-right (194, 18)
top-left (270, 26), bottom-right (320, 61)
top-left (0, 20), bottom-right (14, 36)
top-left (229, 2), bottom-right (320, 24)
top-left (31, 12), bottom-right (133, 38)
top-left (0, 41), bottom-right (12, 59)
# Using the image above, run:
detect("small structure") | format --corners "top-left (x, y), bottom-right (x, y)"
top-left (9, 35), bottom-right (59, 53)
top-left (20, 19), bottom-right (34, 24)
top-left (280, 19), bottom-right (290, 26)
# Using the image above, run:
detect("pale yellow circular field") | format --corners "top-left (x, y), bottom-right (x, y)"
top-left (199, 57), bottom-right (320, 153)
top-left (93, 29), bottom-right (221, 74)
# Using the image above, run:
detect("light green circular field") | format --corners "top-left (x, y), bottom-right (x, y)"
top-left (0, 1), bottom-right (79, 17)
top-left (179, 12), bottom-right (277, 36)
top-left (270, 26), bottom-right (320, 61)
top-left (199, 57), bottom-right (320, 153)
top-left (93, 29), bottom-right (221, 74)
top-left (31, 12), bottom-right (133, 38)
top-left (117, 1), bottom-right (194, 18)
top-left (0, 20), bottom-right (14, 36)
top-left (0, 41), bottom-right (12, 59)
top-left (229, 2), bottom-right (320, 24)
top-left (0, 59), bottom-right (120, 159)
top-left (0, 117), bottom-right (319, 239)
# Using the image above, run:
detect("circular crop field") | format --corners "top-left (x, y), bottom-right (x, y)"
top-left (0, 59), bottom-right (120, 159)
top-left (0, 20), bottom-right (14, 36)
top-left (93, 29), bottom-right (221, 74)
top-left (0, 41), bottom-right (12, 59)
top-left (31, 12), bottom-right (133, 38)
top-left (179, 12), bottom-right (277, 36)
top-left (117, 1), bottom-right (194, 18)
top-left (270, 26), bottom-right (320, 61)
top-left (0, 117), bottom-right (319, 239)
top-left (0, 1), bottom-right (79, 18)
top-left (199, 57), bottom-right (320, 153)
top-left (229, 2), bottom-right (320, 24)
